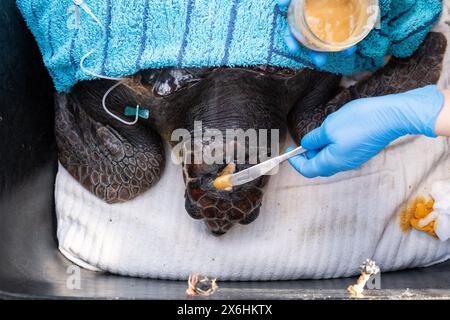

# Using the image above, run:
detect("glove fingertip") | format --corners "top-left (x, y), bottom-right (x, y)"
top-left (288, 154), bottom-right (306, 172)
top-left (310, 51), bottom-right (328, 67)
top-left (341, 45), bottom-right (357, 56)
top-left (285, 146), bottom-right (296, 153)
top-left (301, 127), bottom-right (328, 150)
top-left (276, 0), bottom-right (291, 9)
top-left (288, 154), bottom-right (319, 178)
top-left (284, 29), bottom-right (301, 54)
top-left (300, 135), bottom-right (312, 149)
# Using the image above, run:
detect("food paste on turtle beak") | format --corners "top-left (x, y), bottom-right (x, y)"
top-left (213, 163), bottom-right (235, 191)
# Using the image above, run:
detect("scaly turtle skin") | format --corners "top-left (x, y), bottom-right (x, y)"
top-left (55, 32), bottom-right (446, 235)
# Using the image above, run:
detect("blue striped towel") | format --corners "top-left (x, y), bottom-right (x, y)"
top-left (16, 0), bottom-right (442, 92)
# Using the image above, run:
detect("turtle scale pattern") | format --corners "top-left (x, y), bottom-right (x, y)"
top-left (55, 94), bottom-right (165, 204)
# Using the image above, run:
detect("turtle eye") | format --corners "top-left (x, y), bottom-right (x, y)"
top-left (140, 68), bottom-right (207, 97)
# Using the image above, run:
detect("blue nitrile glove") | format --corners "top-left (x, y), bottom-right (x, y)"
top-left (277, 0), bottom-right (357, 67)
top-left (287, 85), bottom-right (445, 178)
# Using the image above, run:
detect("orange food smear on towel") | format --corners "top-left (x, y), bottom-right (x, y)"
top-left (399, 196), bottom-right (436, 237)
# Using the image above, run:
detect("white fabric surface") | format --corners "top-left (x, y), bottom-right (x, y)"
top-left (55, 10), bottom-right (450, 280)
top-left (55, 133), bottom-right (450, 280)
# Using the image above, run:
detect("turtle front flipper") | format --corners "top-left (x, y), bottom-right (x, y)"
top-left (55, 86), bottom-right (165, 204)
top-left (288, 32), bottom-right (447, 143)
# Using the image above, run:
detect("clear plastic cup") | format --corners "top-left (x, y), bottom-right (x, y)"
top-left (288, 0), bottom-right (380, 52)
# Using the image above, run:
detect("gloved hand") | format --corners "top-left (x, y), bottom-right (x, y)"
top-left (277, 0), bottom-right (356, 67)
top-left (287, 85), bottom-right (445, 178)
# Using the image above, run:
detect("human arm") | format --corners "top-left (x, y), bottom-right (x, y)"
top-left (287, 85), bottom-right (447, 178)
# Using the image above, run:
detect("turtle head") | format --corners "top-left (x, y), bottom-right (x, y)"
top-left (181, 139), bottom-right (271, 236)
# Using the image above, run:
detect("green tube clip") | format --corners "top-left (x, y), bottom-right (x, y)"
top-left (124, 105), bottom-right (150, 120)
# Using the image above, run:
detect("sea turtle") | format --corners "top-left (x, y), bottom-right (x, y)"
top-left (55, 32), bottom-right (447, 236)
